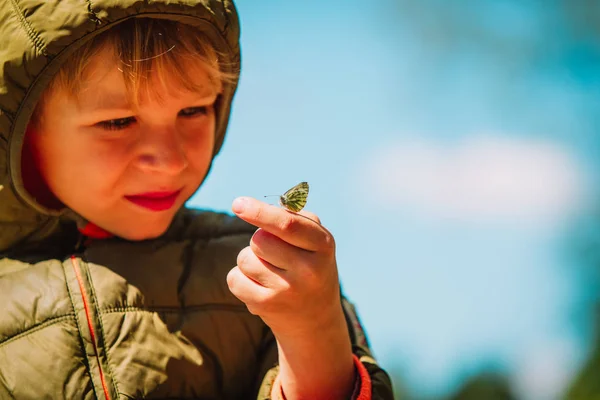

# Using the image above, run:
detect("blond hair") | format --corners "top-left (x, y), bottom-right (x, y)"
top-left (33, 18), bottom-right (237, 122)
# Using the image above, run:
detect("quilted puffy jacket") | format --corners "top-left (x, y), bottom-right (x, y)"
top-left (0, 0), bottom-right (394, 398)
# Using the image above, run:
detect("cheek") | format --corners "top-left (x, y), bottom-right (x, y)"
top-left (184, 124), bottom-right (215, 169)
top-left (85, 143), bottom-right (131, 171)
top-left (40, 136), bottom-right (128, 196)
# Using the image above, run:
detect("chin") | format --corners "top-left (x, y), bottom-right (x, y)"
top-left (117, 220), bottom-right (172, 241)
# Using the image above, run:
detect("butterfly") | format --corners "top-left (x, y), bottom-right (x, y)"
top-left (267, 182), bottom-right (309, 212)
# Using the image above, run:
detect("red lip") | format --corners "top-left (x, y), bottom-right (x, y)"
top-left (125, 190), bottom-right (182, 211)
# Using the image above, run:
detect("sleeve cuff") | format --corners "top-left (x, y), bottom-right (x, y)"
top-left (351, 354), bottom-right (372, 400)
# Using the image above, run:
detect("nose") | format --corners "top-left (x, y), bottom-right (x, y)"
top-left (134, 127), bottom-right (189, 175)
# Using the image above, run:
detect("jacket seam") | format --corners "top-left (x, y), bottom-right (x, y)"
top-left (0, 314), bottom-right (75, 348)
top-left (82, 258), bottom-right (121, 398)
top-left (8, 0), bottom-right (48, 56)
top-left (165, 229), bottom-right (255, 243)
top-left (0, 108), bottom-right (11, 124)
top-left (99, 229), bottom-right (253, 248)
top-left (64, 264), bottom-right (101, 400)
top-left (101, 304), bottom-right (250, 314)
top-left (177, 238), bottom-right (200, 311)
top-left (72, 257), bottom-right (111, 400)
top-left (190, 336), bottom-right (225, 397)
top-left (86, 0), bottom-right (102, 25)
top-left (220, 1), bottom-right (229, 35)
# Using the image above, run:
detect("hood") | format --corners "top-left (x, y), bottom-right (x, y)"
top-left (0, 0), bottom-right (241, 252)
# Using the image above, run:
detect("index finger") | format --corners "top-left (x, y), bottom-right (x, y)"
top-left (232, 197), bottom-right (331, 252)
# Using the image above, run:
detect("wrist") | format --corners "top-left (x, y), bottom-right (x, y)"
top-left (270, 298), bottom-right (347, 341)
top-left (273, 316), bottom-right (354, 400)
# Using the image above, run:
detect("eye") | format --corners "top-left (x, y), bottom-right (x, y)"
top-left (97, 117), bottom-right (136, 131)
top-left (179, 106), bottom-right (209, 118)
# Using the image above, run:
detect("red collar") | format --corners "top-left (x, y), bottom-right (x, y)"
top-left (78, 222), bottom-right (114, 239)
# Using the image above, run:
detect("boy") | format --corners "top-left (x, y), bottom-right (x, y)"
top-left (0, 1), bottom-right (393, 399)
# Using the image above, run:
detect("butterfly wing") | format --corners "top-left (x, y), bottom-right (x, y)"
top-left (280, 182), bottom-right (309, 212)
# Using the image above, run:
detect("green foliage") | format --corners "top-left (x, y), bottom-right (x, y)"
top-left (563, 308), bottom-right (600, 399)
top-left (447, 373), bottom-right (517, 400)
top-left (387, 369), bottom-right (518, 400)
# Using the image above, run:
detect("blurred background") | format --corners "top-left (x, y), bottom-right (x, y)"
top-left (188, 1), bottom-right (600, 399)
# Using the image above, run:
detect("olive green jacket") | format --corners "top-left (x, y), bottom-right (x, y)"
top-left (0, 1), bottom-right (394, 398)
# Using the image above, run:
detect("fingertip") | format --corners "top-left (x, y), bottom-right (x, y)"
top-left (232, 197), bottom-right (248, 214)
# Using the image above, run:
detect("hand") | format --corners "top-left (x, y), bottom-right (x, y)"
top-left (227, 196), bottom-right (343, 337)
top-left (228, 196), bottom-right (356, 399)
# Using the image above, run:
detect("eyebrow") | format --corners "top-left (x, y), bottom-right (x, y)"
top-left (75, 85), bottom-right (220, 114)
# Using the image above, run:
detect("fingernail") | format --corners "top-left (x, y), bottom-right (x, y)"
top-left (232, 197), bottom-right (247, 214)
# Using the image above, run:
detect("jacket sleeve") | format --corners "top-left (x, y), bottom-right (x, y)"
top-left (341, 296), bottom-right (395, 399)
top-left (254, 294), bottom-right (395, 400)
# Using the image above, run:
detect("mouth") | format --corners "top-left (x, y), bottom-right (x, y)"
top-left (125, 189), bottom-right (182, 212)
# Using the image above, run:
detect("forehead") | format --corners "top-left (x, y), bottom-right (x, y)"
top-left (52, 42), bottom-right (219, 110)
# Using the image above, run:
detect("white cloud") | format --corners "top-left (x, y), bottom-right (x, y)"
top-left (361, 135), bottom-right (586, 223)
top-left (511, 339), bottom-right (581, 400)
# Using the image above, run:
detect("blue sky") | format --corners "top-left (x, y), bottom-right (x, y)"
top-left (188, 1), bottom-right (600, 398)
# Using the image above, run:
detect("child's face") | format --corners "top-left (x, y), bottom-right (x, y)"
top-left (28, 46), bottom-right (217, 240)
